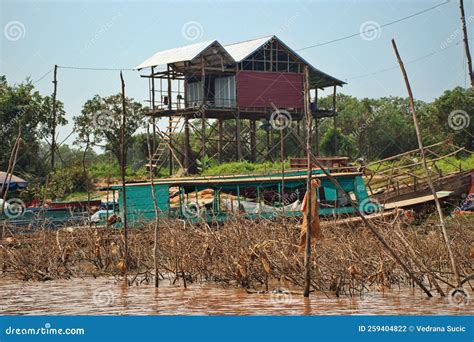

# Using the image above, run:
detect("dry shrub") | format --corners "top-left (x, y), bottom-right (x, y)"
top-left (1, 215), bottom-right (472, 296)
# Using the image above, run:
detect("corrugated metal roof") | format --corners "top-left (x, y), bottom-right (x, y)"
top-left (135, 35), bottom-right (345, 87)
top-left (224, 35), bottom-right (273, 62)
top-left (135, 40), bottom-right (216, 69)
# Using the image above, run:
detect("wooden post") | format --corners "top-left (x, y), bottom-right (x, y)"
top-left (303, 66), bottom-right (313, 298)
top-left (280, 123), bottom-right (286, 217)
top-left (119, 71), bottom-right (128, 284)
top-left (392, 39), bottom-right (462, 289)
top-left (146, 124), bottom-right (160, 288)
top-left (167, 64), bottom-right (173, 175)
top-left (201, 57), bottom-right (206, 160)
top-left (332, 85), bottom-right (337, 156)
top-left (314, 89), bottom-right (319, 156)
top-left (265, 127), bottom-right (271, 161)
top-left (460, 0), bottom-right (474, 87)
top-left (151, 66), bottom-right (156, 155)
top-left (184, 116), bottom-right (190, 170)
top-left (50, 64), bottom-right (58, 170)
top-left (250, 119), bottom-right (257, 162)
top-left (218, 119), bottom-right (223, 164)
top-left (236, 111), bottom-right (243, 161)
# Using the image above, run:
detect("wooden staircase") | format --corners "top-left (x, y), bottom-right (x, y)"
top-left (147, 116), bottom-right (183, 170)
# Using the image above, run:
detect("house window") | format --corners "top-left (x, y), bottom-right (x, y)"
top-left (186, 81), bottom-right (203, 107)
top-left (214, 76), bottom-right (236, 108)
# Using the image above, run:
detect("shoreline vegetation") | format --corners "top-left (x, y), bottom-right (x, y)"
top-left (1, 215), bottom-right (472, 297)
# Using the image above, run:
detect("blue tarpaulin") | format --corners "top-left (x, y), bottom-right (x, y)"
top-left (0, 171), bottom-right (28, 191)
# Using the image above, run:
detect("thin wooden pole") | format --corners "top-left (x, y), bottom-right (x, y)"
top-left (218, 119), bottom-right (223, 164)
top-left (119, 71), bottom-right (128, 284)
top-left (151, 66), bottom-right (156, 155)
top-left (280, 124), bottom-right (285, 216)
top-left (201, 57), bottom-right (206, 161)
top-left (236, 111), bottom-right (242, 161)
top-left (392, 38), bottom-right (462, 289)
top-left (250, 119), bottom-right (257, 162)
top-left (146, 123), bottom-right (160, 288)
top-left (303, 66), bottom-right (312, 297)
top-left (184, 116), bottom-right (190, 170)
top-left (332, 85), bottom-right (337, 156)
top-left (460, 0), bottom-right (474, 87)
top-left (167, 64), bottom-right (173, 175)
top-left (50, 65), bottom-right (58, 170)
top-left (314, 89), bottom-right (319, 156)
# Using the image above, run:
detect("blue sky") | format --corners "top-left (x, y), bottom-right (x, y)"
top-left (0, 0), bottom-right (473, 146)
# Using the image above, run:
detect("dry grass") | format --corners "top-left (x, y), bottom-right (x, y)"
top-left (1, 215), bottom-right (473, 296)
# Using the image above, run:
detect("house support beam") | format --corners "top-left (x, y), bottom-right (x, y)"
top-left (218, 119), bottom-right (224, 164)
top-left (236, 111), bottom-right (243, 161)
top-left (250, 119), bottom-right (257, 162)
top-left (184, 116), bottom-right (190, 170)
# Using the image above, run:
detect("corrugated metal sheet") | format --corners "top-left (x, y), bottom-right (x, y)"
top-left (224, 35), bottom-right (273, 62)
top-left (135, 35), bottom-right (345, 87)
top-left (236, 71), bottom-right (303, 108)
top-left (135, 40), bottom-right (216, 69)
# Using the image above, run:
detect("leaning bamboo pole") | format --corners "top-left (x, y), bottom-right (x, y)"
top-left (119, 71), bottom-right (129, 284)
top-left (146, 124), bottom-right (160, 288)
top-left (287, 124), bottom-right (433, 298)
top-left (303, 66), bottom-right (313, 297)
top-left (392, 38), bottom-right (462, 290)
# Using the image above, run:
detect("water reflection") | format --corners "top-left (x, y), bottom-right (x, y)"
top-left (0, 278), bottom-right (471, 315)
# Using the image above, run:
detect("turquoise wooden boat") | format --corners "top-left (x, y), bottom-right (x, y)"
top-left (109, 169), bottom-right (378, 225)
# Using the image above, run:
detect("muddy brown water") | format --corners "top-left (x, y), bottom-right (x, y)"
top-left (0, 278), bottom-right (472, 315)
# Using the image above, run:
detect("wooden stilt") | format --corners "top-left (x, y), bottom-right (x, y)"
top-left (250, 119), bottom-right (257, 162)
top-left (167, 64), bottom-right (173, 175)
top-left (184, 116), bottom-right (190, 170)
top-left (236, 111), bottom-right (242, 161)
top-left (218, 119), bottom-right (223, 164)
top-left (314, 89), bottom-right (319, 156)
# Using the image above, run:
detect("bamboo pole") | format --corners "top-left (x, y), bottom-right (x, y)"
top-left (460, 0), bottom-right (474, 87)
top-left (303, 66), bottom-right (313, 297)
top-left (146, 123), bottom-right (160, 288)
top-left (50, 65), bottom-right (58, 170)
top-left (119, 71), bottom-right (129, 284)
top-left (392, 38), bottom-right (462, 290)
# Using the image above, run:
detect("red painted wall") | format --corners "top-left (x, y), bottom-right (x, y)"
top-left (236, 71), bottom-right (303, 108)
